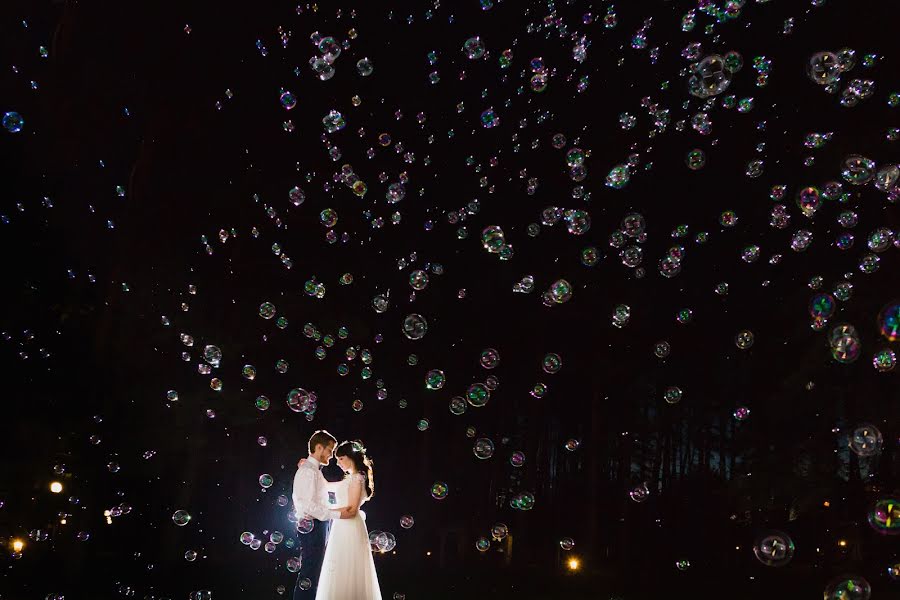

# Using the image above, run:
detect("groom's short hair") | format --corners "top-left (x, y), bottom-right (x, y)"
top-left (308, 430), bottom-right (337, 454)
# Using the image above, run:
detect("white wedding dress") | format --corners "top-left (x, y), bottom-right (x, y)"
top-left (316, 472), bottom-right (382, 600)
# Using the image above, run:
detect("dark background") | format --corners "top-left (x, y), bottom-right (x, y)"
top-left (1, 1), bottom-right (898, 599)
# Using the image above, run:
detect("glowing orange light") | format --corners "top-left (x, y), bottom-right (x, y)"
top-left (11, 539), bottom-right (24, 553)
top-left (567, 557), bottom-right (580, 571)
top-left (49, 481), bottom-right (63, 494)
top-left (838, 539), bottom-right (847, 547)
top-left (823, 501), bottom-right (830, 507)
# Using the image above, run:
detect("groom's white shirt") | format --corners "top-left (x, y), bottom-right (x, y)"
top-left (292, 455), bottom-right (341, 521)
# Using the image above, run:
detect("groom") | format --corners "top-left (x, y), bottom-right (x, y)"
top-left (292, 430), bottom-right (343, 598)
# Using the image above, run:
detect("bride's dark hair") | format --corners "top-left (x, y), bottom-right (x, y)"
top-left (334, 440), bottom-right (374, 499)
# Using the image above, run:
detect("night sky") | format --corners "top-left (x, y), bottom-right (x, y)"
top-left (2, 1), bottom-right (899, 599)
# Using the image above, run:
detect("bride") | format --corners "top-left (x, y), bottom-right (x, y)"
top-left (316, 440), bottom-right (382, 600)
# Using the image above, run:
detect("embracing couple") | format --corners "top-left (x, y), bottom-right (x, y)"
top-left (291, 430), bottom-right (382, 599)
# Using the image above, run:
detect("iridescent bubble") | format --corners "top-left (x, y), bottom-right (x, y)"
top-left (280, 91), bottom-right (297, 110)
top-left (466, 383), bottom-right (490, 407)
top-left (475, 537), bottom-right (491, 552)
top-left (528, 382), bottom-right (547, 398)
top-left (320, 208), bottom-right (338, 227)
top-left (286, 388), bottom-right (311, 413)
top-left (473, 438), bottom-right (495, 459)
top-left (873, 348), bottom-right (896, 372)
top-left (664, 386), bottom-right (683, 404)
top-left (481, 225), bottom-right (506, 253)
top-left (675, 559), bottom-right (691, 571)
top-left (242, 365), bottom-right (256, 380)
top-left (400, 515), bottom-right (415, 529)
top-left (259, 474), bottom-right (274, 488)
top-left (807, 51), bottom-right (841, 85)
top-left (356, 57), bottom-right (374, 76)
top-left (549, 279), bottom-right (573, 304)
top-left (172, 510), bottom-right (191, 526)
top-left (581, 246), bottom-right (601, 266)
top-left (203, 345), bottom-right (222, 367)
top-left (416, 418), bottom-right (430, 432)
top-left (184, 550), bottom-right (197, 561)
top-left (409, 270), bottom-right (429, 291)
top-left (322, 110), bottom-right (345, 133)
top-left (425, 369), bottom-right (446, 390)
top-left (564, 210), bottom-right (591, 235)
top-left (285, 557), bottom-right (301, 573)
top-left (297, 518), bottom-right (315, 534)
top-left (480, 348), bottom-right (500, 369)
top-left (542, 353), bottom-right (562, 374)
top-left (240, 532), bottom-right (254, 545)
top-left (480, 108), bottom-right (500, 128)
top-left (874, 165), bottom-right (899, 192)
top-left (491, 523), bottom-right (509, 540)
top-left (559, 537), bottom-right (575, 551)
top-left (629, 482), bottom-right (650, 502)
top-left (259, 302), bottom-right (276, 319)
top-left (402, 314), bottom-right (427, 340)
top-left (823, 576), bottom-right (870, 600)
top-left (878, 302), bottom-right (900, 341)
top-left (430, 481), bottom-right (449, 500)
top-left (372, 294), bottom-right (389, 313)
top-left (564, 438), bottom-right (580, 452)
top-left (509, 451), bottom-right (525, 467)
top-left (867, 498), bottom-right (900, 535)
top-left (841, 155), bottom-right (876, 185)
top-left (654, 341), bottom-right (671, 359)
top-left (288, 186), bottom-right (305, 206)
top-left (2, 111), bottom-right (24, 133)
top-left (605, 165), bottom-right (631, 189)
top-left (848, 423), bottom-right (882, 456)
top-left (735, 330), bottom-right (754, 350)
top-left (685, 149), bottom-right (706, 170)
top-left (831, 332), bottom-right (861, 364)
top-left (462, 37), bottom-right (485, 60)
top-left (809, 294), bottom-right (836, 319)
top-left (688, 54), bottom-right (731, 98)
top-left (733, 406), bottom-right (751, 421)
top-left (449, 396), bottom-right (467, 415)
top-left (753, 530), bottom-right (795, 566)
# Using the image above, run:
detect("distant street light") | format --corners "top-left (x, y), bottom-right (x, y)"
top-left (50, 481), bottom-right (63, 494)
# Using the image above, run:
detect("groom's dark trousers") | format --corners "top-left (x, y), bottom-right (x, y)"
top-left (294, 519), bottom-right (331, 598)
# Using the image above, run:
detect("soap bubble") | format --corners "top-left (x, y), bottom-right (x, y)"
top-left (466, 383), bottom-right (490, 407)
top-left (400, 515), bottom-right (415, 529)
top-left (431, 481), bottom-right (449, 500)
top-left (356, 57), bottom-right (374, 76)
top-left (807, 51), bottom-right (841, 85)
top-left (848, 423), bottom-right (882, 456)
top-left (258, 474), bottom-right (274, 488)
top-left (479, 348), bottom-right (500, 369)
top-left (259, 302), bottom-right (276, 319)
top-left (462, 36), bottom-right (485, 60)
top-left (878, 301), bottom-right (900, 341)
top-left (688, 55), bottom-right (731, 98)
top-left (425, 369), bottom-right (446, 390)
top-left (473, 438), bottom-right (495, 459)
top-left (629, 482), bottom-right (650, 503)
top-left (867, 498), bottom-right (900, 535)
top-left (491, 523), bottom-right (509, 540)
top-left (2, 111), bottom-right (24, 133)
top-left (542, 353), bottom-right (562, 374)
top-left (559, 537), bottom-right (575, 551)
top-left (402, 314), bottom-right (427, 340)
top-left (752, 530), bottom-right (795, 566)
top-left (172, 510), bottom-right (191, 526)
top-left (475, 537), bottom-right (491, 552)
top-left (823, 576), bottom-right (870, 600)
top-left (510, 451), bottom-right (525, 467)
top-left (841, 155), bottom-right (876, 186)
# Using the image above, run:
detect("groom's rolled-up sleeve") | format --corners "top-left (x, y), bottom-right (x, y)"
top-left (292, 468), bottom-right (340, 521)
